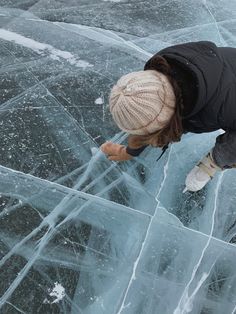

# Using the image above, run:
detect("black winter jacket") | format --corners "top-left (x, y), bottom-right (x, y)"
top-left (126, 41), bottom-right (236, 168)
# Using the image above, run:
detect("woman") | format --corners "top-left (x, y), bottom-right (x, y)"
top-left (100, 41), bottom-right (236, 192)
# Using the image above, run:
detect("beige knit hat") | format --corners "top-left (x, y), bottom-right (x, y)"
top-left (109, 70), bottom-right (176, 135)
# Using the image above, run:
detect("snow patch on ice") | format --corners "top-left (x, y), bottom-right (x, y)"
top-left (95, 97), bottom-right (104, 105)
top-left (44, 282), bottom-right (65, 304)
top-left (0, 28), bottom-right (93, 68)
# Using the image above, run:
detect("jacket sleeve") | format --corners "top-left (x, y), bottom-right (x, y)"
top-left (212, 130), bottom-right (236, 168)
top-left (218, 83), bottom-right (236, 131)
top-left (212, 80), bottom-right (236, 168)
top-left (126, 145), bottom-right (148, 157)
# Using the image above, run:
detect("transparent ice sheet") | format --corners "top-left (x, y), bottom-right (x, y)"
top-left (0, 1), bottom-right (236, 313)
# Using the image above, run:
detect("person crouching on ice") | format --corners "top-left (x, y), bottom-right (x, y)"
top-left (100, 41), bottom-right (236, 192)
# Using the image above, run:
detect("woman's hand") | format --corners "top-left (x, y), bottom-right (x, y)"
top-left (100, 142), bottom-right (133, 161)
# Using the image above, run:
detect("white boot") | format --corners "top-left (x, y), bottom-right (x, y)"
top-left (185, 152), bottom-right (221, 192)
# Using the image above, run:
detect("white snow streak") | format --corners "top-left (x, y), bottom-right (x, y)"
top-left (0, 29), bottom-right (93, 68)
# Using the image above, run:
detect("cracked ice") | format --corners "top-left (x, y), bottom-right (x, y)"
top-left (0, 0), bottom-right (236, 313)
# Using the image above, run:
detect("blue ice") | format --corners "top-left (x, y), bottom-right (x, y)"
top-left (0, 1), bottom-right (236, 313)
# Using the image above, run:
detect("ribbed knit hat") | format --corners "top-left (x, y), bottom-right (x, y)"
top-left (109, 70), bottom-right (176, 135)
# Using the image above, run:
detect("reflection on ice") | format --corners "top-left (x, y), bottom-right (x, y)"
top-left (0, 1), bottom-right (236, 313)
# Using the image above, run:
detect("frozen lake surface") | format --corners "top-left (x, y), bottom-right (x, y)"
top-left (0, 0), bottom-right (236, 313)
